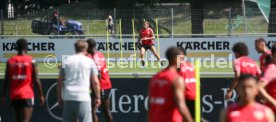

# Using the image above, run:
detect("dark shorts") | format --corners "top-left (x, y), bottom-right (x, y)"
top-left (138, 44), bottom-right (154, 51)
top-left (186, 99), bottom-right (195, 119)
top-left (11, 98), bottom-right (35, 108)
top-left (91, 89), bottom-right (111, 101)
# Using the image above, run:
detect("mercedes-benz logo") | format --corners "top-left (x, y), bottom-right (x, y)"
top-left (46, 82), bottom-right (62, 120)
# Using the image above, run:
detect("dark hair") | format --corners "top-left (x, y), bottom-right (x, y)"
top-left (272, 42), bottom-right (276, 55)
top-left (232, 42), bottom-right (249, 56)
top-left (238, 74), bottom-right (258, 85)
top-left (16, 38), bottom-right (28, 51)
top-left (87, 38), bottom-right (96, 54)
top-left (177, 47), bottom-right (186, 56)
top-left (74, 40), bottom-right (88, 53)
top-left (265, 54), bottom-right (273, 66)
top-left (87, 38), bottom-right (96, 49)
top-left (255, 38), bottom-right (266, 43)
top-left (166, 47), bottom-right (179, 62)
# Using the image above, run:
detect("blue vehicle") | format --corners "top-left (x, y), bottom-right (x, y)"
top-left (32, 15), bottom-right (84, 35)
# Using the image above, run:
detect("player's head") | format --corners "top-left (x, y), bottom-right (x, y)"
top-left (16, 38), bottom-right (28, 52)
top-left (177, 47), bottom-right (187, 61)
top-left (144, 21), bottom-right (150, 28)
top-left (108, 15), bottom-right (112, 20)
top-left (166, 47), bottom-right (179, 65)
top-left (255, 38), bottom-right (266, 53)
top-left (87, 38), bottom-right (96, 54)
top-left (232, 42), bottom-right (248, 58)
top-left (237, 74), bottom-right (259, 104)
top-left (74, 40), bottom-right (88, 53)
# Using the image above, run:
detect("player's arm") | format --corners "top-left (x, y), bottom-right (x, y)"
top-left (226, 71), bottom-right (239, 99)
top-left (173, 76), bottom-right (193, 122)
top-left (265, 107), bottom-right (275, 122)
top-left (144, 29), bottom-right (155, 40)
top-left (219, 109), bottom-right (227, 122)
top-left (57, 68), bottom-right (65, 106)
top-left (259, 81), bottom-right (276, 107)
top-left (258, 66), bottom-right (276, 106)
top-left (32, 61), bottom-right (45, 105)
top-left (2, 63), bottom-right (10, 103)
top-left (226, 60), bottom-right (240, 100)
top-left (91, 62), bottom-right (101, 107)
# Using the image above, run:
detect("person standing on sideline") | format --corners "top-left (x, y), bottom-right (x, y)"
top-left (137, 21), bottom-right (163, 66)
top-left (2, 38), bottom-right (45, 122)
top-left (225, 42), bottom-right (261, 100)
top-left (57, 40), bottom-right (101, 122)
top-left (148, 47), bottom-right (193, 122)
top-left (255, 38), bottom-right (271, 72)
top-left (177, 48), bottom-right (196, 119)
top-left (107, 15), bottom-right (114, 37)
top-left (87, 39), bottom-right (113, 122)
top-left (221, 74), bottom-right (274, 122)
top-left (258, 43), bottom-right (276, 114)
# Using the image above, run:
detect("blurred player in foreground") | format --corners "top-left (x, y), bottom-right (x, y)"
top-left (87, 39), bottom-right (113, 122)
top-left (177, 48), bottom-right (196, 119)
top-left (148, 47), bottom-right (193, 122)
top-left (255, 38), bottom-right (271, 72)
top-left (258, 43), bottom-right (276, 114)
top-left (137, 21), bottom-right (163, 66)
top-left (57, 40), bottom-right (101, 122)
top-left (221, 74), bottom-right (274, 122)
top-left (226, 42), bottom-right (261, 100)
top-left (1, 39), bottom-right (45, 122)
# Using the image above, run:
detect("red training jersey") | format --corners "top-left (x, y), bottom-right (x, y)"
top-left (260, 50), bottom-right (271, 72)
top-left (7, 55), bottom-right (34, 100)
top-left (260, 64), bottom-right (276, 113)
top-left (233, 56), bottom-right (261, 77)
top-left (149, 68), bottom-right (183, 122)
top-left (226, 102), bottom-right (269, 122)
top-left (139, 28), bottom-right (154, 46)
top-left (88, 52), bottom-right (112, 90)
top-left (178, 62), bottom-right (196, 100)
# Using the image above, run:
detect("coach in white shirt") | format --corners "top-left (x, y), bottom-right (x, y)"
top-left (57, 40), bottom-right (101, 122)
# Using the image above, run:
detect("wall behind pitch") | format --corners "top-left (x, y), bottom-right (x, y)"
top-left (1, 36), bottom-right (275, 62)
top-left (0, 78), bottom-right (236, 122)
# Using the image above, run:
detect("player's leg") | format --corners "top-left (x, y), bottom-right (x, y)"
top-left (186, 100), bottom-right (195, 119)
top-left (91, 92), bottom-right (99, 122)
top-left (77, 101), bottom-right (92, 122)
top-left (62, 101), bottom-right (75, 122)
top-left (101, 89), bottom-right (113, 122)
top-left (13, 107), bottom-right (23, 122)
top-left (22, 107), bottom-right (33, 122)
top-left (140, 46), bottom-right (146, 66)
top-left (149, 45), bottom-right (161, 61)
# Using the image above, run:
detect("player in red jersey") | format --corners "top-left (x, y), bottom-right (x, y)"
top-left (148, 47), bottom-right (193, 122)
top-left (177, 48), bottom-right (196, 119)
top-left (87, 39), bottom-right (113, 122)
top-left (258, 43), bottom-right (276, 114)
top-left (255, 38), bottom-right (271, 72)
top-left (1, 39), bottom-right (45, 122)
top-left (225, 42), bottom-right (261, 100)
top-left (138, 21), bottom-right (162, 66)
top-left (221, 74), bottom-right (274, 122)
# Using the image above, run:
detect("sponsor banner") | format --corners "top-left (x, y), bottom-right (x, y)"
top-left (0, 78), bottom-right (234, 122)
top-left (1, 37), bottom-right (276, 62)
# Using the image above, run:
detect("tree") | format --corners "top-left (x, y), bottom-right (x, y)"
top-left (190, 0), bottom-right (204, 35)
top-left (268, 0), bottom-right (276, 35)
top-left (0, 0), bottom-right (7, 18)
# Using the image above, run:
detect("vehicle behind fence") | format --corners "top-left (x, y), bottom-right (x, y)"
top-left (0, 7), bottom-right (269, 36)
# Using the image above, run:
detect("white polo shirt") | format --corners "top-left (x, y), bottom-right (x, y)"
top-left (62, 54), bottom-right (98, 102)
